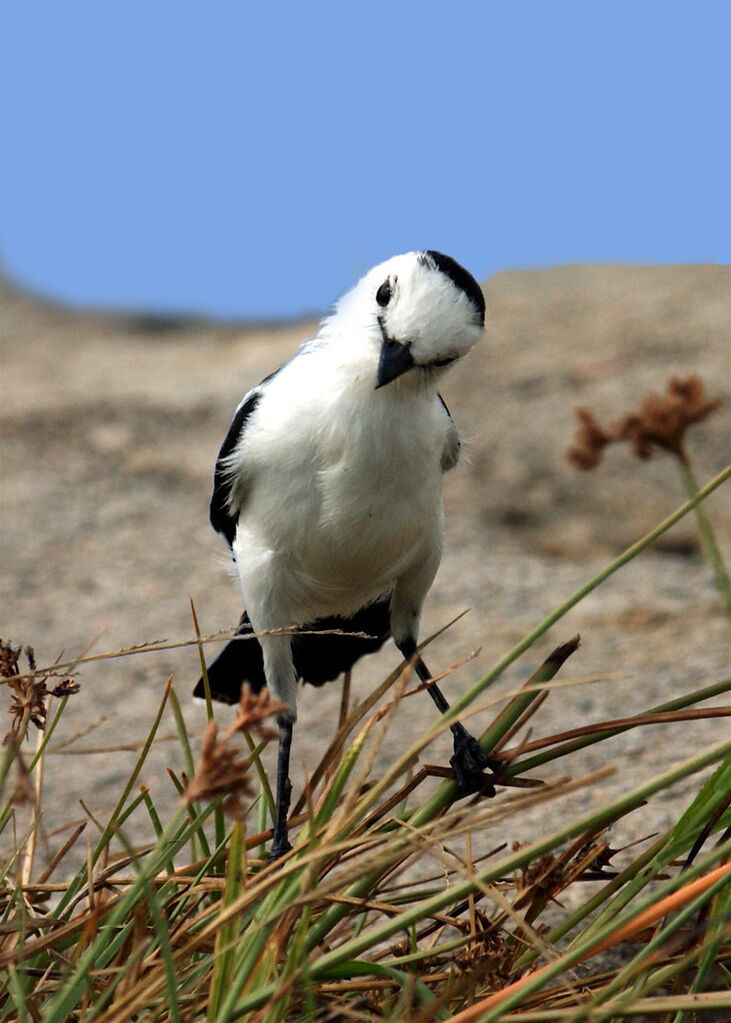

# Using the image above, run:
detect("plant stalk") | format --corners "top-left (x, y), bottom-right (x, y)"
top-left (676, 455), bottom-right (731, 615)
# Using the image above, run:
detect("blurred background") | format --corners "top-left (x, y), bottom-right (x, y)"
top-left (1, 2), bottom-right (728, 861)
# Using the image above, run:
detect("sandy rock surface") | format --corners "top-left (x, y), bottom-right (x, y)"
top-left (1, 265), bottom-right (729, 873)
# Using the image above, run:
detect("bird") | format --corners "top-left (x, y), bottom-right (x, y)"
top-left (195, 250), bottom-right (496, 859)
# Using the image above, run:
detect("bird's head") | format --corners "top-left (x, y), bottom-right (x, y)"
top-left (332, 251), bottom-right (485, 389)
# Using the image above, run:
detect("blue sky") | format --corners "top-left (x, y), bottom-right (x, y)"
top-left (1, 2), bottom-right (726, 319)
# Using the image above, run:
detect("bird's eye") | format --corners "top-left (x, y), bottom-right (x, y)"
top-left (376, 279), bottom-right (392, 307)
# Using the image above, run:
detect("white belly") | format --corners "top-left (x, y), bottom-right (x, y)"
top-left (232, 373), bottom-right (446, 625)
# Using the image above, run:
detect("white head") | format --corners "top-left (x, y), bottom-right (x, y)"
top-left (324, 250), bottom-right (485, 389)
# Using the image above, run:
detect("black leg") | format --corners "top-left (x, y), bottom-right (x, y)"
top-left (398, 639), bottom-right (495, 798)
top-left (269, 716), bottom-right (294, 861)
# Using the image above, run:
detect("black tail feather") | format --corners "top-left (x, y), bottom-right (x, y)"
top-left (291, 599), bottom-right (392, 686)
top-left (194, 599), bottom-right (392, 705)
top-left (193, 616), bottom-right (266, 704)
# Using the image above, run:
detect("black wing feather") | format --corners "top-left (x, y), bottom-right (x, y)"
top-left (193, 614), bottom-right (266, 704)
top-left (209, 391), bottom-right (261, 547)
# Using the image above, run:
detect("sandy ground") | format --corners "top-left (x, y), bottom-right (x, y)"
top-left (1, 265), bottom-right (729, 876)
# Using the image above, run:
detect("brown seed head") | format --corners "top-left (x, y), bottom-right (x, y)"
top-left (612, 375), bottom-right (724, 461)
top-left (225, 685), bottom-right (288, 742)
top-left (1, 640), bottom-right (76, 742)
top-left (568, 408), bottom-right (612, 470)
top-left (567, 375), bottom-right (724, 469)
top-left (0, 640), bottom-right (22, 680)
top-left (184, 718), bottom-right (254, 819)
top-left (185, 686), bottom-right (288, 818)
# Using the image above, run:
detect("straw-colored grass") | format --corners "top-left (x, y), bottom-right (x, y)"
top-left (1, 466), bottom-right (729, 1022)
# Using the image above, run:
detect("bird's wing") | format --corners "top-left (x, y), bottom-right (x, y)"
top-left (209, 390), bottom-right (262, 547)
top-left (211, 359), bottom-right (301, 546)
top-left (211, 360), bottom-right (289, 546)
top-left (438, 394), bottom-right (461, 471)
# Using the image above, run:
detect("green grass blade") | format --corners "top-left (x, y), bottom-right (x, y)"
top-left (677, 456), bottom-right (731, 615)
top-left (54, 677), bottom-right (173, 914)
top-left (208, 819), bottom-right (245, 1022)
top-left (168, 681), bottom-right (196, 781)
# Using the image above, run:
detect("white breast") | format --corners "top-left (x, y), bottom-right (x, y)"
top-left (232, 351), bottom-right (447, 624)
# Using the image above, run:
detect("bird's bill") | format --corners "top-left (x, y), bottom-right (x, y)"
top-left (376, 337), bottom-right (415, 388)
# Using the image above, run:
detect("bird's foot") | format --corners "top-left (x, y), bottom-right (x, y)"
top-left (450, 728), bottom-right (496, 797)
top-left (268, 837), bottom-right (293, 863)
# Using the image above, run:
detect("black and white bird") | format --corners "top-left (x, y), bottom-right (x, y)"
top-left (195, 250), bottom-right (495, 859)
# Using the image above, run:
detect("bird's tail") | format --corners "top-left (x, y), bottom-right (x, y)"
top-left (193, 615), bottom-right (266, 705)
top-left (290, 599), bottom-right (391, 686)
top-left (193, 599), bottom-right (392, 704)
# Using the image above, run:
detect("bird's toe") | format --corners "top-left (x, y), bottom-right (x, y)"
top-left (450, 733), bottom-right (496, 797)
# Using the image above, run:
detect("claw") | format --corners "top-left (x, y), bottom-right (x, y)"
top-left (450, 730), bottom-right (496, 797)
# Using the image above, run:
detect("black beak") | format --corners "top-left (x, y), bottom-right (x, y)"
top-left (375, 319), bottom-right (414, 388)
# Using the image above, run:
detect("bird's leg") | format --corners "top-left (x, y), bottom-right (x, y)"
top-left (399, 640), bottom-right (495, 797)
top-left (269, 716), bottom-right (294, 861)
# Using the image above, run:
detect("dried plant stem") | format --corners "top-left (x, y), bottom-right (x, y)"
top-left (675, 455), bottom-right (731, 615)
top-left (508, 676), bottom-right (731, 777)
top-left (20, 718), bottom-right (46, 888)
